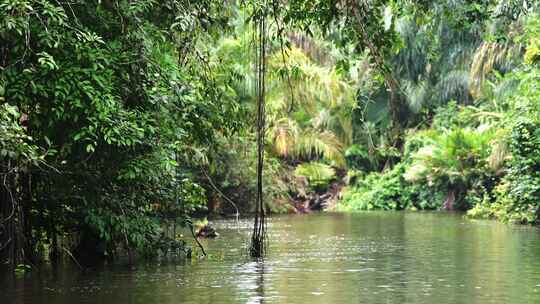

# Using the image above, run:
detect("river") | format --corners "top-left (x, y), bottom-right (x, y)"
top-left (2, 212), bottom-right (540, 303)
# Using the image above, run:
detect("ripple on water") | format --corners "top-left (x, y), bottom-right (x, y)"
top-left (3, 212), bottom-right (540, 304)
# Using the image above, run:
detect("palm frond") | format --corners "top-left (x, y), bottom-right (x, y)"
top-left (403, 80), bottom-right (428, 113)
top-left (294, 162), bottom-right (336, 189)
top-left (433, 69), bottom-right (470, 104)
top-left (469, 41), bottom-right (523, 98)
top-left (405, 126), bottom-right (496, 187)
top-left (268, 118), bottom-right (300, 157)
top-left (488, 139), bottom-right (509, 171)
top-left (294, 129), bottom-right (345, 167)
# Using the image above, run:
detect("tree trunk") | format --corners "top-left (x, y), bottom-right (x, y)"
top-left (443, 189), bottom-right (455, 211)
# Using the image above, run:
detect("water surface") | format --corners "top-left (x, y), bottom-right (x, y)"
top-left (3, 212), bottom-right (540, 304)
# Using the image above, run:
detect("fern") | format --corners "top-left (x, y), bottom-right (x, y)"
top-left (295, 162), bottom-right (336, 190)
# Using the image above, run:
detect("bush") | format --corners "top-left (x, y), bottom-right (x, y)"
top-left (337, 163), bottom-right (443, 212)
top-left (345, 144), bottom-right (372, 170)
top-left (475, 118), bottom-right (540, 224)
top-left (295, 162), bottom-right (336, 192)
top-left (467, 63), bottom-right (540, 224)
top-left (404, 126), bottom-right (495, 210)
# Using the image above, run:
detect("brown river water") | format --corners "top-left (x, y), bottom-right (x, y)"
top-left (2, 212), bottom-right (540, 303)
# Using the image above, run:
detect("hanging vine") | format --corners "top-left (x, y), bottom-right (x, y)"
top-left (250, 0), bottom-right (269, 258)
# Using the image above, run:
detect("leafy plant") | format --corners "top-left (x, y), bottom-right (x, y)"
top-left (404, 126), bottom-right (495, 209)
top-left (295, 162), bottom-right (336, 191)
top-left (338, 162), bottom-right (444, 212)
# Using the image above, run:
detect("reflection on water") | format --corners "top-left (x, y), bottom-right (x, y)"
top-left (238, 262), bottom-right (266, 304)
top-left (2, 212), bottom-right (540, 304)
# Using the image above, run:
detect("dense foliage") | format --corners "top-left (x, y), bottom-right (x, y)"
top-left (3, 0), bottom-right (540, 270)
top-left (339, 1), bottom-right (540, 225)
top-left (0, 0), bottom-right (244, 267)
top-left (0, 0), bottom-right (357, 268)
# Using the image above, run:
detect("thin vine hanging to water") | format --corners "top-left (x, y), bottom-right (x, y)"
top-left (250, 1), bottom-right (268, 258)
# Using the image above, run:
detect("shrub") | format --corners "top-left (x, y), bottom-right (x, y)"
top-left (295, 162), bottom-right (336, 192)
top-left (483, 119), bottom-right (540, 224)
top-left (337, 163), bottom-right (443, 212)
top-left (404, 126), bottom-right (495, 210)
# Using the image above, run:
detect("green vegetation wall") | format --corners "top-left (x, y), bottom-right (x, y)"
top-left (0, 0), bottom-right (244, 267)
